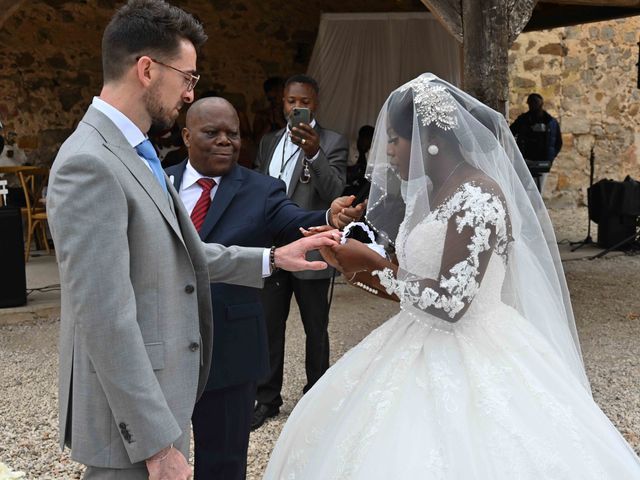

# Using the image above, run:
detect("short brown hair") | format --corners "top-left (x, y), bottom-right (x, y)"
top-left (102, 0), bottom-right (207, 82)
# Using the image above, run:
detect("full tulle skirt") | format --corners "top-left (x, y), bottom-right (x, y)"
top-left (263, 304), bottom-right (640, 479)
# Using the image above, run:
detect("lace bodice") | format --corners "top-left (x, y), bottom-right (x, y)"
top-left (374, 182), bottom-right (509, 322)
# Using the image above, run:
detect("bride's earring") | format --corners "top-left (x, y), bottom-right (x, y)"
top-left (428, 144), bottom-right (439, 156)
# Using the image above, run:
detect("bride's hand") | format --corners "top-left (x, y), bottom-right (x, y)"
top-left (332, 239), bottom-right (384, 273)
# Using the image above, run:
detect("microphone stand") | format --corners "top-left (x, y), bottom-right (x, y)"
top-left (570, 146), bottom-right (596, 251)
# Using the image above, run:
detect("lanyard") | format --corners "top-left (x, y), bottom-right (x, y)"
top-left (279, 133), bottom-right (300, 180)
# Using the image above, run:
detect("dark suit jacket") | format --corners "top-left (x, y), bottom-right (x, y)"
top-left (255, 124), bottom-right (348, 280)
top-left (166, 161), bottom-right (327, 390)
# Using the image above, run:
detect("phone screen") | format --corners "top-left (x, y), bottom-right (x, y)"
top-left (289, 107), bottom-right (311, 127)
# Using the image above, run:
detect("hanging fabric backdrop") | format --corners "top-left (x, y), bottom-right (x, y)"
top-left (307, 12), bottom-right (461, 141)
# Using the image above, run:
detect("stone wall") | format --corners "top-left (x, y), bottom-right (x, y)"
top-left (509, 17), bottom-right (640, 206)
top-left (2, 1), bottom-right (639, 207)
top-left (0, 0), bottom-right (110, 165)
top-left (0, 0), bottom-right (421, 165)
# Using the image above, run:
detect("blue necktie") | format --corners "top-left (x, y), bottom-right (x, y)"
top-left (135, 139), bottom-right (167, 194)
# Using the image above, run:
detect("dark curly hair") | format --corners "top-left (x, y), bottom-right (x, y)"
top-left (284, 74), bottom-right (320, 95)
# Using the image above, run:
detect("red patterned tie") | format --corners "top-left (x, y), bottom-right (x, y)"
top-left (190, 178), bottom-right (216, 232)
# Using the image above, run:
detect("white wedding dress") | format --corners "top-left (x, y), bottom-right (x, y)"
top-left (263, 183), bottom-right (640, 479)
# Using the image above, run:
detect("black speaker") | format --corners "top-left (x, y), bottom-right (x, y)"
top-left (597, 215), bottom-right (636, 249)
top-left (0, 207), bottom-right (27, 307)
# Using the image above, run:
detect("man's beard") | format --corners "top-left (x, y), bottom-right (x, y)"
top-left (144, 85), bottom-right (180, 133)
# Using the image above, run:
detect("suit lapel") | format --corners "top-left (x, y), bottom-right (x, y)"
top-left (262, 129), bottom-right (286, 174)
top-left (169, 159), bottom-right (187, 191)
top-left (166, 179), bottom-right (194, 242)
top-left (162, 161), bottom-right (203, 255)
top-left (197, 164), bottom-right (243, 240)
top-left (107, 142), bottom-right (184, 239)
top-left (167, 164), bottom-right (185, 218)
top-left (82, 107), bottom-right (184, 243)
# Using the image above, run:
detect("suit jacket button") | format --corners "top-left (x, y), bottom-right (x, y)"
top-left (185, 284), bottom-right (195, 294)
top-left (189, 342), bottom-right (200, 352)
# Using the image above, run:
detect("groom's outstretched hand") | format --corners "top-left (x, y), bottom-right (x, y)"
top-left (274, 230), bottom-right (341, 272)
top-left (329, 195), bottom-right (367, 229)
top-left (299, 225), bottom-right (341, 270)
top-left (146, 445), bottom-right (192, 480)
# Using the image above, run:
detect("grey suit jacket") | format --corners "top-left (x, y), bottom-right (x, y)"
top-left (47, 106), bottom-right (264, 468)
top-left (255, 124), bottom-right (348, 279)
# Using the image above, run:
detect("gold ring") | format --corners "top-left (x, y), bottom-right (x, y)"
top-left (301, 138), bottom-right (306, 145)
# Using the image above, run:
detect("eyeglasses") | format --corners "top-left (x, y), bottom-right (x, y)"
top-left (137, 56), bottom-right (200, 92)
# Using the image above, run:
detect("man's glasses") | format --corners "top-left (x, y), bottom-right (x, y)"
top-left (137, 56), bottom-right (200, 92)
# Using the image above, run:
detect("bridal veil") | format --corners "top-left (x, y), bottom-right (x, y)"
top-left (364, 73), bottom-right (590, 390)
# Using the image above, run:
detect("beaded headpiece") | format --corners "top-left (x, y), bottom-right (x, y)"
top-left (399, 77), bottom-right (458, 131)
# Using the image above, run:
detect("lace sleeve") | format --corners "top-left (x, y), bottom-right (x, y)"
top-left (372, 184), bottom-right (508, 322)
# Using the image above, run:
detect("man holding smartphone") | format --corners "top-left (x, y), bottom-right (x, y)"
top-left (253, 74), bottom-right (349, 430)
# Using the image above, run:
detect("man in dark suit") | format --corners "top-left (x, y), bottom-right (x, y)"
top-left (253, 74), bottom-right (349, 429)
top-left (166, 97), bottom-right (359, 480)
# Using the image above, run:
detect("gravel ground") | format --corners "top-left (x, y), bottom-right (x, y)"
top-left (2, 206), bottom-right (640, 479)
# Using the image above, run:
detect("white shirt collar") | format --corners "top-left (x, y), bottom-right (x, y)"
top-left (184, 159), bottom-right (222, 189)
top-left (91, 97), bottom-right (146, 148)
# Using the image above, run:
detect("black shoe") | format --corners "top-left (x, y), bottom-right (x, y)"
top-left (251, 403), bottom-right (279, 431)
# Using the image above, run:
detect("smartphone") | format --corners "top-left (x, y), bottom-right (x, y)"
top-left (288, 107), bottom-right (311, 128)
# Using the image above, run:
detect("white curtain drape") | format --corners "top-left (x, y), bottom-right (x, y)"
top-left (307, 12), bottom-right (461, 141)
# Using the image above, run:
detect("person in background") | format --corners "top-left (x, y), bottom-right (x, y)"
top-left (510, 93), bottom-right (562, 193)
top-left (151, 122), bottom-right (187, 168)
top-left (253, 76), bottom-right (286, 145)
top-left (0, 131), bottom-right (27, 167)
top-left (253, 74), bottom-right (349, 430)
top-left (343, 124), bottom-right (374, 200)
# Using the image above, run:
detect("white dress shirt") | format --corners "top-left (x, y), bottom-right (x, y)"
top-left (178, 160), bottom-right (271, 277)
top-left (179, 160), bottom-right (221, 215)
top-left (268, 119), bottom-right (319, 190)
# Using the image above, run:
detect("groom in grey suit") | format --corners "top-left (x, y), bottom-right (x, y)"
top-left (47, 2), bottom-right (337, 479)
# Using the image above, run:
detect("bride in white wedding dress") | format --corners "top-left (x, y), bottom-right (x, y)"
top-left (263, 74), bottom-right (640, 479)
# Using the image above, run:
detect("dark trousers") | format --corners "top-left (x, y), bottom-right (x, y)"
top-left (192, 382), bottom-right (256, 480)
top-left (256, 270), bottom-right (331, 408)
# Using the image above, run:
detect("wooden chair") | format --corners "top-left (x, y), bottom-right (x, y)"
top-left (0, 164), bottom-right (36, 218)
top-left (0, 165), bottom-right (37, 210)
top-left (17, 167), bottom-right (51, 261)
